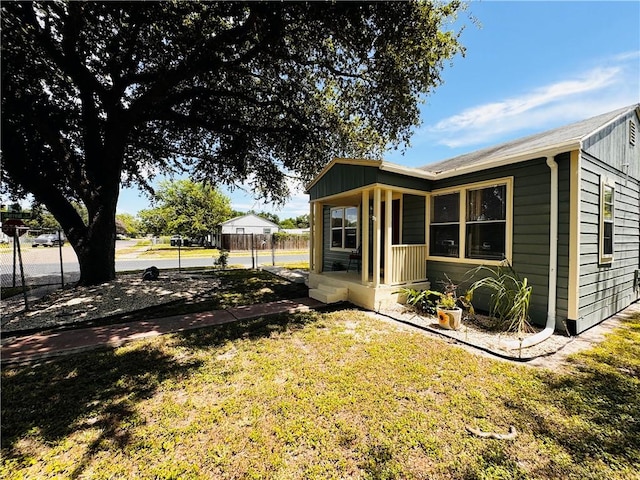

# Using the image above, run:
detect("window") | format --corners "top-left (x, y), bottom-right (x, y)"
top-left (236, 228), bottom-right (245, 234)
top-left (263, 228), bottom-right (271, 234)
top-left (331, 206), bottom-right (358, 250)
top-left (430, 193), bottom-right (459, 257)
top-left (429, 179), bottom-right (511, 263)
top-left (466, 185), bottom-right (507, 260)
top-left (600, 180), bottom-right (614, 263)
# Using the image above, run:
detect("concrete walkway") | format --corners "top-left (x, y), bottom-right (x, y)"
top-left (1, 297), bottom-right (324, 364)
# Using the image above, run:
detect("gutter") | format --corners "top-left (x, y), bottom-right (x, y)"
top-left (504, 155), bottom-right (559, 350)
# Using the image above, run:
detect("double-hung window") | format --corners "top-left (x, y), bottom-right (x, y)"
top-left (331, 206), bottom-right (358, 250)
top-left (429, 178), bottom-right (511, 263)
top-left (466, 185), bottom-right (507, 260)
top-left (600, 179), bottom-right (614, 263)
top-left (429, 193), bottom-right (460, 257)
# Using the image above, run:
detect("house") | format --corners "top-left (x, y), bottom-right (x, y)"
top-left (212, 214), bottom-right (280, 250)
top-left (307, 104), bottom-right (640, 335)
top-left (219, 214), bottom-right (280, 235)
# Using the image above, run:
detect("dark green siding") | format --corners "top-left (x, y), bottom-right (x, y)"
top-left (309, 163), bottom-right (432, 200)
top-left (556, 153), bottom-right (572, 323)
top-left (583, 110), bottom-right (640, 179)
top-left (426, 158), bottom-right (553, 326)
top-left (402, 194), bottom-right (426, 244)
top-left (575, 151), bottom-right (640, 333)
top-left (310, 165), bottom-right (378, 200)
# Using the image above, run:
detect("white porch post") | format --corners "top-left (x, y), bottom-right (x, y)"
top-left (313, 202), bottom-right (323, 274)
top-left (373, 187), bottom-right (381, 287)
top-left (384, 189), bottom-right (393, 285)
top-left (425, 195), bottom-right (430, 276)
top-left (361, 189), bottom-right (370, 283)
top-left (309, 202), bottom-right (315, 273)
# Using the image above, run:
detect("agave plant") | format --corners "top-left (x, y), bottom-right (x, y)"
top-left (467, 261), bottom-right (533, 339)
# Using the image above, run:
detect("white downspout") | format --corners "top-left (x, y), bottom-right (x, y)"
top-left (504, 156), bottom-right (558, 350)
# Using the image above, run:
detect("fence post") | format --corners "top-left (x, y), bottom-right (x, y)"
top-left (271, 234), bottom-right (275, 266)
top-left (178, 240), bottom-right (182, 272)
top-left (58, 229), bottom-right (65, 288)
top-left (15, 233), bottom-right (29, 310)
top-left (12, 233), bottom-right (17, 288)
top-left (251, 233), bottom-right (255, 269)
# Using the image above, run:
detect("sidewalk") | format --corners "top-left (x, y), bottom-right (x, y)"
top-left (1, 297), bottom-right (324, 365)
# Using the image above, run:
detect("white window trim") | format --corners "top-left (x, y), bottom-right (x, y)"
top-left (427, 177), bottom-right (513, 265)
top-left (599, 177), bottom-right (615, 264)
top-left (330, 206), bottom-right (359, 252)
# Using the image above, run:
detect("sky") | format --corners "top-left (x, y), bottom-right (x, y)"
top-left (117, 0), bottom-right (640, 220)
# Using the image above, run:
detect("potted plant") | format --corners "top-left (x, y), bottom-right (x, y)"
top-left (433, 291), bottom-right (463, 330)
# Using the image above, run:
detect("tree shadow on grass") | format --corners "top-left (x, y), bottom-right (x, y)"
top-left (1, 345), bottom-right (203, 478)
top-left (529, 368), bottom-right (638, 476)
top-left (505, 322), bottom-right (640, 478)
top-left (176, 310), bottom-right (323, 352)
top-left (1, 309), bottom-right (324, 477)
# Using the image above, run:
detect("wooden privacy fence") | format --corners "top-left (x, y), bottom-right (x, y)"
top-left (222, 233), bottom-right (309, 251)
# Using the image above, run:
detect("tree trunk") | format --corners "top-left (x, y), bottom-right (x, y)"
top-left (74, 208), bottom-right (117, 286)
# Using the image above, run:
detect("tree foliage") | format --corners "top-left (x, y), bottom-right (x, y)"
top-left (1, 1), bottom-right (465, 284)
top-left (115, 213), bottom-right (141, 237)
top-left (138, 180), bottom-right (232, 238)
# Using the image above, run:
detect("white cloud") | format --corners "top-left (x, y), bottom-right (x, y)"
top-left (226, 174), bottom-right (309, 219)
top-left (424, 55), bottom-right (639, 149)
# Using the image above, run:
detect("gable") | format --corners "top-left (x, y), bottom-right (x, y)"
top-left (309, 163), bottom-right (379, 200)
top-left (582, 108), bottom-right (640, 179)
top-left (309, 162), bottom-right (432, 200)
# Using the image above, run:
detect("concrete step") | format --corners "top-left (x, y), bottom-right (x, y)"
top-left (309, 284), bottom-right (348, 304)
top-left (317, 284), bottom-right (348, 295)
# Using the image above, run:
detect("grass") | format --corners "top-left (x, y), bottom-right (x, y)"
top-left (2, 305), bottom-right (639, 479)
top-left (274, 261), bottom-right (309, 270)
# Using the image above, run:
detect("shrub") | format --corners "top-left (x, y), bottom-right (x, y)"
top-left (467, 261), bottom-right (532, 339)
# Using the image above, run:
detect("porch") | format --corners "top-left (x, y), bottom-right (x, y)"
top-left (308, 185), bottom-right (431, 310)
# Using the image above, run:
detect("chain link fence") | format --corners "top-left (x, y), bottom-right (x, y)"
top-left (0, 228), bottom-right (79, 289)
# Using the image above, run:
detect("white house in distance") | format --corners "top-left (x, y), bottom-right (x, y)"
top-left (219, 214), bottom-right (280, 235)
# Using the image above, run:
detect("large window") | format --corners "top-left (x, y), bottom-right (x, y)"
top-left (331, 206), bottom-right (358, 250)
top-left (429, 179), bottom-right (511, 263)
top-left (600, 180), bottom-right (614, 263)
top-left (466, 185), bottom-right (506, 260)
top-left (430, 193), bottom-right (460, 257)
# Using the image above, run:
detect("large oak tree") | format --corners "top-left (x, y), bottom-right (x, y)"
top-left (1, 1), bottom-right (465, 285)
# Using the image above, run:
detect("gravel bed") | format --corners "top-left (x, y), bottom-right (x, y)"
top-left (378, 303), bottom-right (574, 360)
top-left (2, 273), bottom-right (220, 334)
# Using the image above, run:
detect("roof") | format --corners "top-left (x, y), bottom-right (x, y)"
top-left (306, 104), bottom-right (639, 191)
top-left (419, 103), bottom-right (639, 177)
top-left (219, 214), bottom-right (279, 228)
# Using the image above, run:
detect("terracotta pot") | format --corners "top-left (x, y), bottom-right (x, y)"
top-left (437, 306), bottom-right (462, 330)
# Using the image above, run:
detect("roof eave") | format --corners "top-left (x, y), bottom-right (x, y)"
top-left (429, 140), bottom-right (582, 180)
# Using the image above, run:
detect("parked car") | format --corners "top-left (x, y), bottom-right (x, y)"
top-left (170, 235), bottom-right (205, 247)
top-left (32, 233), bottom-right (66, 247)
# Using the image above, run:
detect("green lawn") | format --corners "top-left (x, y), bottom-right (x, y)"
top-left (2, 308), bottom-right (638, 479)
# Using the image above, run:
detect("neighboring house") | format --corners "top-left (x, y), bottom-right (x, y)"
top-left (219, 214), bottom-right (280, 235)
top-left (307, 104), bottom-right (640, 335)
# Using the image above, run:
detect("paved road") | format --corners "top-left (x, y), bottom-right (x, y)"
top-left (0, 240), bottom-right (308, 287)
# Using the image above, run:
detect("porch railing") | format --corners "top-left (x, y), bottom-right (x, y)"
top-left (390, 244), bottom-right (427, 284)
